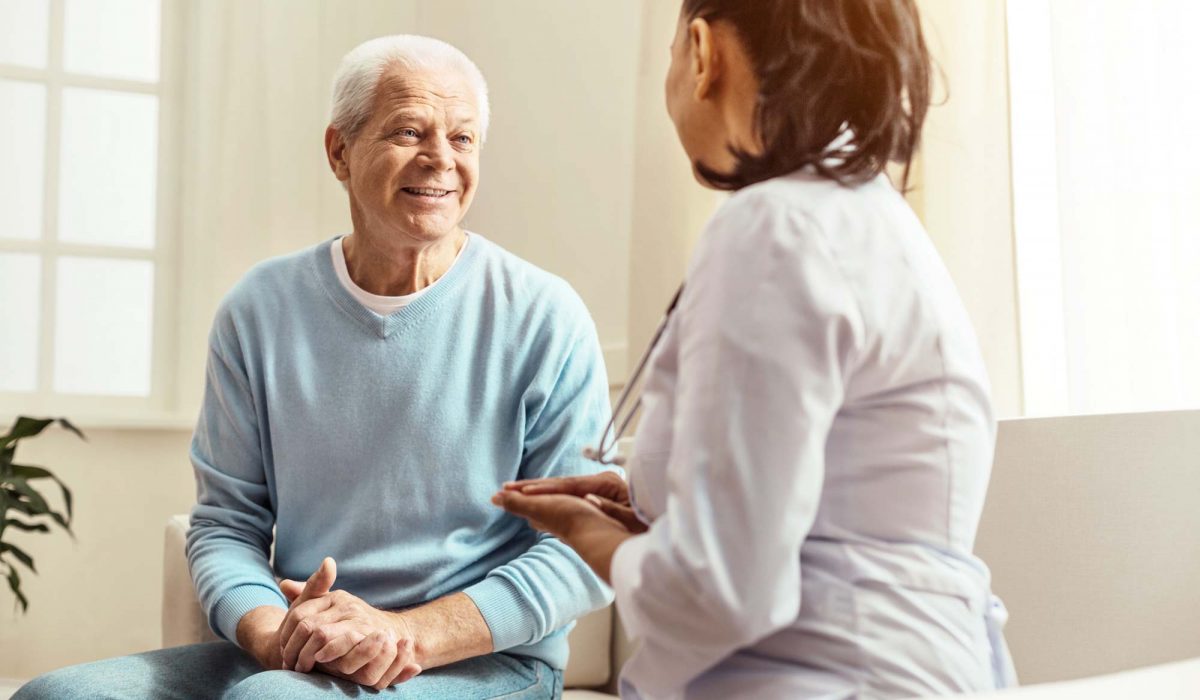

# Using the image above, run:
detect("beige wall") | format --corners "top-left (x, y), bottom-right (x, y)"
top-left (0, 427), bottom-right (195, 679)
top-left (625, 2), bottom-right (724, 368)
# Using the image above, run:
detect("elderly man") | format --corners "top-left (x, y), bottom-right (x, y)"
top-left (14, 35), bottom-right (611, 700)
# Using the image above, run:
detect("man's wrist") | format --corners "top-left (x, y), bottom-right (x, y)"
top-left (236, 606), bottom-right (286, 669)
top-left (387, 610), bottom-right (425, 666)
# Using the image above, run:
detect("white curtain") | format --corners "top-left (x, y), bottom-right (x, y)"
top-left (1009, 0), bottom-right (1200, 415)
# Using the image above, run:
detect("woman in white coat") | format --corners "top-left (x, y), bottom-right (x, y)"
top-left (494, 1), bottom-right (1016, 698)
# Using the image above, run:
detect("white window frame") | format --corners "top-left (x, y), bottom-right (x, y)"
top-left (0, 0), bottom-right (186, 428)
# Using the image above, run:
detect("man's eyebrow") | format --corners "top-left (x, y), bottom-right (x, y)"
top-left (385, 109), bottom-right (431, 123)
top-left (447, 114), bottom-right (480, 129)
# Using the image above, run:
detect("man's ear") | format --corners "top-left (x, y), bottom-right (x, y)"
top-left (325, 126), bottom-right (351, 183)
top-left (688, 17), bottom-right (720, 101)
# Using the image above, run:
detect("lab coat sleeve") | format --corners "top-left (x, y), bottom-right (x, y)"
top-left (610, 190), bottom-right (865, 697)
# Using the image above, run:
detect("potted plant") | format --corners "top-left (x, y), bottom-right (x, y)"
top-left (0, 416), bottom-right (85, 612)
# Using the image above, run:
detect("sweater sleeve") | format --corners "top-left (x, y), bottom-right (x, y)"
top-left (462, 306), bottom-right (615, 652)
top-left (185, 310), bottom-right (287, 645)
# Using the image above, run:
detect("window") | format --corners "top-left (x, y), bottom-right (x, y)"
top-left (0, 0), bottom-right (181, 421)
top-left (1007, 0), bottom-right (1200, 416)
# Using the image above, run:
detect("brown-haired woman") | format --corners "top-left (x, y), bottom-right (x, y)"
top-left (496, 1), bottom-right (1017, 697)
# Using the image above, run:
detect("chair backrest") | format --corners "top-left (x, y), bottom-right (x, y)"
top-left (975, 410), bottom-right (1200, 685)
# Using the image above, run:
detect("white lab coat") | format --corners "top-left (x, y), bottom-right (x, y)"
top-left (611, 171), bottom-right (1017, 699)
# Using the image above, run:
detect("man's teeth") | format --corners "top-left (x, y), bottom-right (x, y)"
top-left (406, 188), bottom-right (450, 196)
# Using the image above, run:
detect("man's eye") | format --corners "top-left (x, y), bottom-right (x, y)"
top-left (394, 128), bottom-right (418, 138)
top-left (454, 134), bottom-right (473, 145)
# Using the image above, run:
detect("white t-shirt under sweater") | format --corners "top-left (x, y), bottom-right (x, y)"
top-left (331, 234), bottom-right (470, 315)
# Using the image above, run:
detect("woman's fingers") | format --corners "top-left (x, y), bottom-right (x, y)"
top-left (493, 490), bottom-right (637, 541)
top-left (503, 471), bottom-right (630, 503)
top-left (585, 494), bottom-right (649, 533)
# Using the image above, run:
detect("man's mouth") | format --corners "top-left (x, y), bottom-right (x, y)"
top-left (402, 187), bottom-right (453, 198)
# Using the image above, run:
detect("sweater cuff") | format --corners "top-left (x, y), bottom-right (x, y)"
top-left (463, 576), bottom-right (538, 652)
top-left (611, 532), bottom-right (651, 641)
top-left (211, 584), bottom-right (289, 644)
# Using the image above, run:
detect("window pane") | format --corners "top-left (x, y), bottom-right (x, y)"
top-left (0, 80), bottom-right (46, 241)
top-left (0, 0), bottom-right (49, 68)
top-left (0, 253), bottom-right (42, 392)
top-left (63, 0), bottom-right (160, 82)
top-left (54, 257), bottom-right (154, 397)
top-left (58, 88), bottom-right (158, 249)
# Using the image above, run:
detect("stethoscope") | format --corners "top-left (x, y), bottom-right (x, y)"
top-left (582, 284), bottom-right (685, 466)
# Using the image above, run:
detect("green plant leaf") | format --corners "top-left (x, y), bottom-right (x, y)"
top-left (3, 561), bottom-right (28, 614)
top-left (1, 485), bottom-right (71, 535)
top-left (9, 464), bottom-right (73, 522)
top-left (0, 542), bottom-right (36, 573)
top-left (3, 519), bottom-right (50, 534)
top-left (55, 418), bottom-right (86, 442)
top-left (3, 478), bottom-right (50, 516)
top-left (0, 416), bottom-right (87, 449)
top-left (0, 417), bottom-right (55, 447)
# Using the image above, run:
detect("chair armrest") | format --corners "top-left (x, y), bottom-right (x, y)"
top-left (162, 514), bottom-right (219, 647)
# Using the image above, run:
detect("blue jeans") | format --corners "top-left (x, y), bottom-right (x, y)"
top-left (13, 642), bottom-right (562, 699)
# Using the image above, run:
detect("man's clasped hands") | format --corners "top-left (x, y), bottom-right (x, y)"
top-left (238, 558), bottom-right (422, 691)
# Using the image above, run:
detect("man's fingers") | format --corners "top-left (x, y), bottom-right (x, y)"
top-left (314, 629), bottom-right (367, 665)
top-left (356, 641), bottom-right (396, 688)
top-left (295, 557), bottom-right (337, 606)
top-left (291, 618), bottom-right (361, 673)
top-left (279, 579), bottom-right (304, 603)
top-left (292, 622), bottom-right (337, 674)
top-left (375, 638), bottom-right (419, 690)
top-left (336, 630), bottom-right (391, 677)
top-left (278, 596), bottom-right (334, 667)
top-left (395, 662), bottom-right (422, 685)
top-left (280, 615), bottom-right (321, 671)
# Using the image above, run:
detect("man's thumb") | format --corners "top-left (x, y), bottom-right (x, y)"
top-left (279, 578), bottom-right (304, 603)
top-left (296, 557), bottom-right (337, 604)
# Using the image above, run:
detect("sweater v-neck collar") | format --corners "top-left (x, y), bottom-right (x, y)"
top-left (310, 233), bottom-right (484, 339)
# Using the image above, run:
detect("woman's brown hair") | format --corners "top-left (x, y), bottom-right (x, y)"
top-left (681, 0), bottom-right (932, 190)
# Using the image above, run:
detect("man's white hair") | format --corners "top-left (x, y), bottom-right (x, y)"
top-left (330, 35), bottom-right (490, 143)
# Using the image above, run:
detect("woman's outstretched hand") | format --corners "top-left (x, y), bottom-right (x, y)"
top-left (503, 470), bottom-right (631, 504)
top-left (492, 487), bottom-right (643, 583)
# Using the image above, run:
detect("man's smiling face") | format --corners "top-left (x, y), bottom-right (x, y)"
top-left (338, 65), bottom-right (482, 244)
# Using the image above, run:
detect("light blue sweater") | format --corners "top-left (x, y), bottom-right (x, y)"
top-left (186, 234), bottom-right (613, 669)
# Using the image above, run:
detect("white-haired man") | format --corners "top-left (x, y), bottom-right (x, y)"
top-left (14, 35), bottom-right (611, 699)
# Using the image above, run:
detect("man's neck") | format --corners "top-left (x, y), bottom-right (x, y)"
top-left (342, 229), bottom-right (467, 297)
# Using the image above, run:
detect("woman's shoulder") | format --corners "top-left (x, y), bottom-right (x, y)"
top-left (727, 170), bottom-right (902, 222)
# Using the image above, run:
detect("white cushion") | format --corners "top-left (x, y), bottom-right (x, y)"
top-left (952, 658), bottom-right (1200, 699)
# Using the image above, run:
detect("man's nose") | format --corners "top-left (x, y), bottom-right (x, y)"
top-left (417, 138), bottom-right (455, 171)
